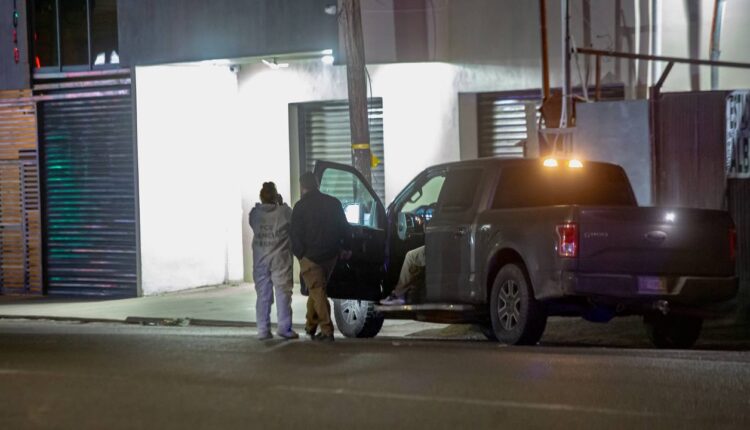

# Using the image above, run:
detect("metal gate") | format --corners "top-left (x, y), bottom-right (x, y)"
top-left (297, 99), bottom-right (385, 202)
top-left (656, 91), bottom-right (729, 209)
top-left (655, 90), bottom-right (749, 313)
top-left (36, 71), bottom-right (137, 297)
top-left (0, 90), bottom-right (43, 295)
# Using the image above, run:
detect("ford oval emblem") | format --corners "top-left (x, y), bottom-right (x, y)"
top-left (645, 230), bottom-right (667, 244)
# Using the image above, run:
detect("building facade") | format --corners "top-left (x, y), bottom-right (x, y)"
top-left (1, 0), bottom-right (748, 298)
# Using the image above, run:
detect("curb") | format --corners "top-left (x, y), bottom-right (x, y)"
top-left (1, 314), bottom-right (307, 330)
top-left (0, 315), bottom-right (124, 325)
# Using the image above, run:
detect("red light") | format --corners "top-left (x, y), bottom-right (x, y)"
top-left (730, 228), bottom-right (737, 262)
top-left (556, 223), bottom-right (578, 258)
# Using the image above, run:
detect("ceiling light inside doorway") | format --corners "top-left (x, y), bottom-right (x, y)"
top-left (262, 58), bottom-right (289, 70)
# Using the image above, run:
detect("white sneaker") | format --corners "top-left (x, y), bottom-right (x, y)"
top-left (379, 295), bottom-right (405, 306)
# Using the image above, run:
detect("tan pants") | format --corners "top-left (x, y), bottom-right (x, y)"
top-left (300, 257), bottom-right (337, 336)
top-left (391, 246), bottom-right (426, 299)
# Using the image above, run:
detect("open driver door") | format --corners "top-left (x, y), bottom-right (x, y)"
top-left (310, 161), bottom-right (386, 301)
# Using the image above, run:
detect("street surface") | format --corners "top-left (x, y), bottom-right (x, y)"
top-left (1, 320), bottom-right (749, 429)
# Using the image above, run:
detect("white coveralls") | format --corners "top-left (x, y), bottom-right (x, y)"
top-left (249, 203), bottom-right (294, 336)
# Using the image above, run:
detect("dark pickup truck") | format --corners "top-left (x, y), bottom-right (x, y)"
top-left (313, 158), bottom-right (738, 348)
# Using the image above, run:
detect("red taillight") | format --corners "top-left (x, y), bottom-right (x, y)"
top-left (556, 223), bottom-right (578, 258)
top-left (730, 228), bottom-right (737, 262)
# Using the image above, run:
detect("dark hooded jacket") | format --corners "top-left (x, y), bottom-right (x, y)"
top-left (290, 190), bottom-right (351, 264)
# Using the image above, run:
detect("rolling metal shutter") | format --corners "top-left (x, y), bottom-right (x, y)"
top-left (0, 90), bottom-right (43, 295)
top-left (478, 94), bottom-right (540, 158)
top-left (477, 86), bottom-right (625, 158)
top-left (36, 71), bottom-right (137, 297)
top-left (299, 99), bottom-right (385, 202)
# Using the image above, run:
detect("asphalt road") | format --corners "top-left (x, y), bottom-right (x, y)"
top-left (1, 320), bottom-right (749, 429)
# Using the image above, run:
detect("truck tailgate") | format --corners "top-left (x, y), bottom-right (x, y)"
top-left (576, 207), bottom-right (734, 277)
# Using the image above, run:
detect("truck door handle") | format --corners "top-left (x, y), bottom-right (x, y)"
top-left (454, 227), bottom-right (467, 238)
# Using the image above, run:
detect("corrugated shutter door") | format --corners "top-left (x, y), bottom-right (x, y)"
top-left (302, 99), bottom-right (385, 202)
top-left (0, 90), bottom-right (43, 295)
top-left (478, 94), bottom-right (540, 158)
top-left (477, 87), bottom-right (624, 159)
top-left (38, 76), bottom-right (137, 297)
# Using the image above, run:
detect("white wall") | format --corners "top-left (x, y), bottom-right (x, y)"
top-left (134, 1), bottom-right (750, 289)
top-left (359, 0), bottom-right (750, 93)
top-left (660, 0), bottom-right (750, 91)
top-left (136, 65), bottom-right (244, 295)
top-left (236, 59), bottom-right (540, 279)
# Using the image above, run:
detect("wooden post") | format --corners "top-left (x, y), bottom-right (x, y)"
top-left (341, 0), bottom-right (372, 183)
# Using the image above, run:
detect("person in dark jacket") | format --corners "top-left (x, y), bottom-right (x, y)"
top-left (291, 172), bottom-right (351, 341)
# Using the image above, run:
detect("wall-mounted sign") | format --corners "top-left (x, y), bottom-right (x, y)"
top-left (727, 91), bottom-right (750, 179)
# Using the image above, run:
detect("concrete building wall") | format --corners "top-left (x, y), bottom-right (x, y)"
top-left (135, 65), bottom-right (244, 295)
top-left (130, 0), bottom-right (750, 290)
top-left (359, 0), bottom-right (750, 94)
top-left (118, 0), bottom-right (338, 66)
top-left (236, 59), bottom-right (540, 280)
top-left (0, 0), bottom-right (30, 90)
top-left (660, 0), bottom-right (750, 92)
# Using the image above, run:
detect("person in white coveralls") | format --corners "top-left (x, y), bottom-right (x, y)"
top-left (249, 182), bottom-right (298, 340)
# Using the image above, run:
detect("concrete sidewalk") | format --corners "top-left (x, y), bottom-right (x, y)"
top-left (0, 283), bottom-right (444, 337)
top-left (1, 283), bottom-right (748, 347)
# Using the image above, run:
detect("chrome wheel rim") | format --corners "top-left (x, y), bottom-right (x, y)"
top-left (341, 300), bottom-right (365, 326)
top-left (498, 280), bottom-right (522, 331)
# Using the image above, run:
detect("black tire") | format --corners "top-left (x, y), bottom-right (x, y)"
top-left (489, 264), bottom-right (547, 345)
top-left (477, 323), bottom-right (497, 341)
top-left (643, 314), bottom-right (703, 349)
top-left (333, 299), bottom-right (384, 338)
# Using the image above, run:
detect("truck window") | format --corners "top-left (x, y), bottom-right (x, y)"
top-left (320, 167), bottom-right (380, 228)
top-left (401, 174), bottom-right (446, 222)
top-left (493, 164), bottom-right (637, 209)
top-left (438, 169), bottom-right (483, 212)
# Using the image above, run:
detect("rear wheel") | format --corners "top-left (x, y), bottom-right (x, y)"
top-left (477, 323), bottom-right (497, 341)
top-left (489, 264), bottom-right (547, 345)
top-left (333, 299), bottom-right (384, 338)
top-left (643, 314), bottom-right (703, 349)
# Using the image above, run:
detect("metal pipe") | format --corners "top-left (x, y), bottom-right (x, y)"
top-left (582, 0), bottom-right (591, 85)
top-left (561, 0), bottom-right (571, 128)
top-left (710, 0), bottom-right (727, 90)
top-left (595, 55), bottom-right (601, 101)
top-left (637, 0), bottom-right (650, 98)
top-left (651, 0), bottom-right (662, 86)
top-left (574, 48), bottom-right (750, 70)
top-left (539, 0), bottom-right (550, 101)
top-left (685, 0), bottom-right (701, 91)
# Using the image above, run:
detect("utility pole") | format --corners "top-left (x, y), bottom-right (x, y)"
top-left (341, 0), bottom-right (372, 184)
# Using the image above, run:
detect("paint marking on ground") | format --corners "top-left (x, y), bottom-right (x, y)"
top-left (273, 385), bottom-right (665, 418)
top-left (262, 340), bottom-right (300, 353)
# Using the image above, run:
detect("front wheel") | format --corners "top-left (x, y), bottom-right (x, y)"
top-left (333, 299), bottom-right (384, 338)
top-left (489, 264), bottom-right (547, 345)
top-left (643, 314), bottom-right (703, 349)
